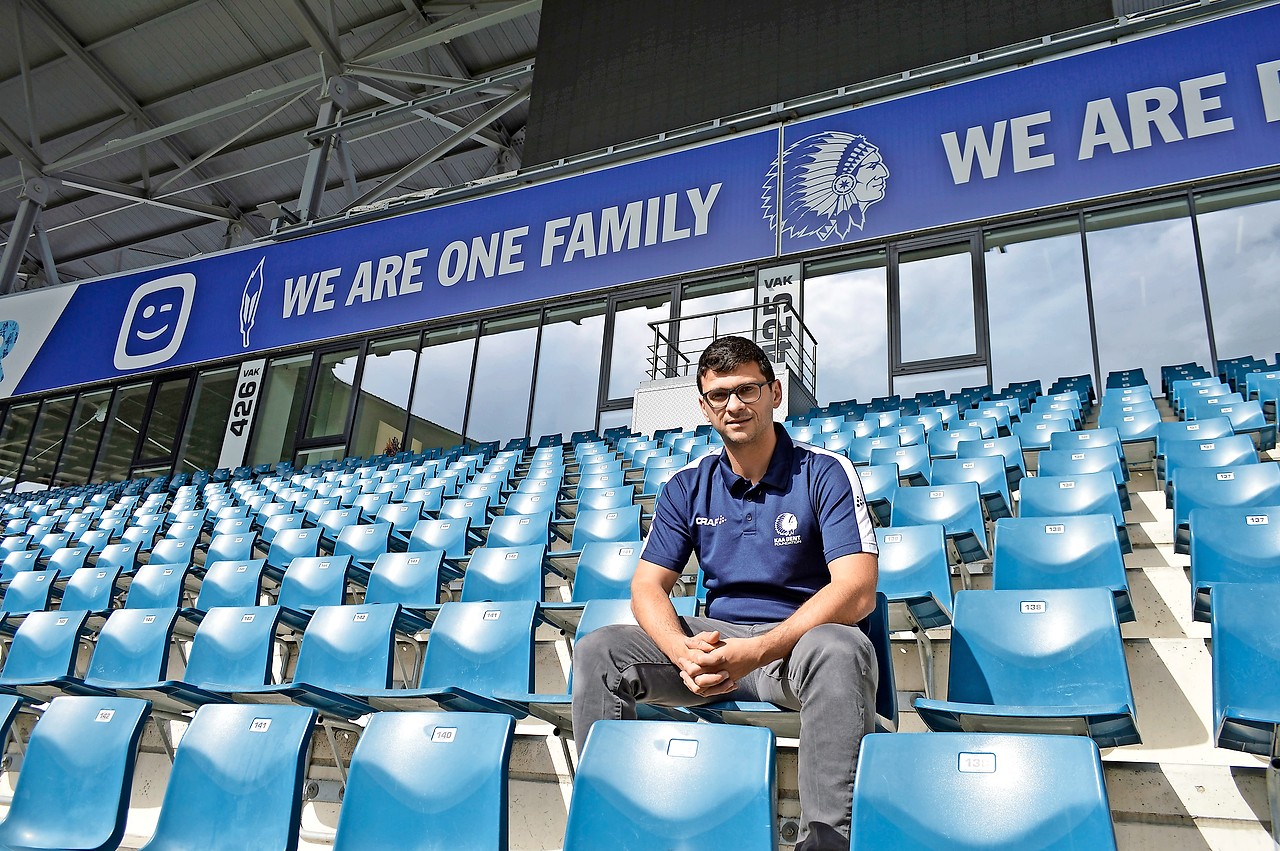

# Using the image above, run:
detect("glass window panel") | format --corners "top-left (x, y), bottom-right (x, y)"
top-left (352, 335), bottom-right (420, 458)
top-left (597, 408), bottom-right (633, 435)
top-left (678, 276), bottom-right (754, 369)
top-left (53, 389), bottom-right (113, 487)
top-left (410, 324), bottom-right (476, 452)
top-left (306, 348), bottom-right (360, 439)
top-left (20, 396), bottom-right (75, 486)
top-left (1085, 199), bottom-right (1211, 387)
top-left (608, 292), bottom-right (673, 398)
top-left (137, 377), bottom-right (190, 465)
top-left (530, 301), bottom-right (606, 440)
top-left (984, 219), bottom-right (1094, 390)
top-left (95, 383), bottom-right (151, 481)
top-left (897, 241), bottom-right (979, 363)
top-left (0, 403), bottom-right (39, 487)
top-left (1195, 182), bottom-right (1280, 362)
top-left (466, 313), bottom-right (539, 444)
top-left (804, 252), bottom-right (889, 404)
top-left (249, 354), bottom-right (312, 466)
top-left (175, 367), bottom-right (240, 474)
top-left (893, 365), bottom-right (990, 399)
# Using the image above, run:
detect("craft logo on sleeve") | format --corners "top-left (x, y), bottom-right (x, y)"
top-left (764, 131), bottom-right (890, 241)
top-left (114, 273), bottom-right (196, 370)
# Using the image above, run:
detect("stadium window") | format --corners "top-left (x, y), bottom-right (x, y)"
top-left (248, 354), bottom-right (313, 466)
top-left (677, 275), bottom-right (754, 358)
top-left (305, 347), bottom-right (360, 441)
top-left (1085, 198), bottom-right (1211, 386)
top-left (984, 218), bottom-right (1094, 392)
top-left (351, 335), bottom-right (419, 458)
top-left (92, 383), bottom-right (152, 482)
top-left (529, 301), bottom-right (606, 441)
top-left (409, 324), bottom-right (475, 451)
top-left (0, 402), bottom-right (39, 488)
top-left (465, 311), bottom-right (540, 444)
top-left (804, 251), bottom-right (889, 404)
top-left (19, 395), bottom-right (75, 487)
top-left (134, 376), bottom-right (192, 474)
top-left (1195, 181), bottom-right (1280, 362)
top-left (53, 389), bottom-right (113, 488)
top-left (174, 366), bottom-right (240, 474)
top-left (607, 291), bottom-right (673, 399)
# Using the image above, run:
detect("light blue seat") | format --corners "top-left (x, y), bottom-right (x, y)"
top-left (500, 491), bottom-right (557, 520)
top-left (914, 587), bottom-right (1140, 747)
top-left (538, 541), bottom-right (646, 633)
top-left (927, 428), bottom-right (983, 460)
top-left (1154, 417), bottom-right (1234, 476)
top-left (0, 610), bottom-right (93, 701)
top-left (375, 501), bottom-right (426, 550)
top-left (333, 522), bottom-right (392, 573)
top-left (139, 703), bottom-right (317, 851)
top-left (57, 565), bottom-right (122, 617)
top-left (930, 455), bottom-right (1012, 520)
top-left (563, 720), bottom-right (776, 851)
top-left (277, 554), bottom-right (355, 629)
top-left (850, 732), bottom-right (1118, 850)
top-left (856, 464), bottom-right (898, 526)
top-left (45, 545), bottom-right (91, 576)
top-left (1171, 464), bottom-right (1280, 554)
top-left (485, 511), bottom-right (552, 549)
top-left (1198, 399), bottom-right (1277, 450)
top-left (1099, 407), bottom-right (1161, 447)
top-left (547, 504), bottom-right (643, 577)
top-left (360, 600), bottom-right (535, 716)
top-left (363, 551), bottom-right (448, 632)
top-left (408, 517), bottom-right (471, 576)
top-left (204, 531), bottom-right (257, 565)
top-left (957, 435), bottom-right (1028, 491)
top-left (331, 712), bottom-right (515, 851)
top-left (1211, 583), bottom-right (1280, 756)
top-left (124, 564), bottom-right (193, 609)
top-left (1188, 505), bottom-right (1280, 623)
top-left (265, 526), bottom-right (322, 580)
top-left (0, 696), bottom-right (150, 851)
top-left (314, 507), bottom-right (362, 552)
top-left (0, 570), bottom-right (58, 627)
top-left (227, 602), bottom-right (395, 720)
top-left (870, 444), bottom-right (931, 487)
top-left (993, 514), bottom-right (1133, 622)
top-left (456, 545), bottom-right (547, 603)
top-left (80, 608), bottom-right (185, 696)
top-left (185, 559), bottom-right (267, 620)
top-left (845, 435), bottom-right (899, 466)
top-left (875, 525), bottom-right (952, 697)
top-left (0, 550), bottom-right (40, 582)
top-left (890, 482), bottom-right (989, 563)
top-left (1011, 418), bottom-right (1074, 453)
top-left (1018, 472), bottom-right (1130, 554)
top-left (1162, 434), bottom-right (1258, 504)
top-left (116, 606), bottom-right (282, 715)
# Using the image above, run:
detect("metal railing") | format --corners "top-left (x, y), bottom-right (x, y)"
top-left (646, 299), bottom-right (818, 394)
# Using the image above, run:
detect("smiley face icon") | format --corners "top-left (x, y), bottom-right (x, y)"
top-left (113, 273), bottom-right (196, 370)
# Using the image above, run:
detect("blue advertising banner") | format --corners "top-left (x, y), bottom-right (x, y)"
top-left (772, 4), bottom-right (1280, 252)
top-left (0, 128), bottom-right (779, 398)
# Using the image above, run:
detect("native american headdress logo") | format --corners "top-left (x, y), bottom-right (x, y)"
top-left (763, 131), bottom-right (890, 241)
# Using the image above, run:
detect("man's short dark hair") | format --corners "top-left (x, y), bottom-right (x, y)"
top-left (696, 336), bottom-right (776, 392)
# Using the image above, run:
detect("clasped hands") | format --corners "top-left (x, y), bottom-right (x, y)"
top-left (674, 630), bottom-right (762, 698)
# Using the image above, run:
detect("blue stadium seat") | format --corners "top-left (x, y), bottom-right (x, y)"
top-left (124, 564), bottom-right (193, 609)
top-left (363, 551), bottom-right (448, 632)
top-left (1171, 464), bottom-right (1280, 554)
top-left (139, 703), bottom-right (317, 851)
top-left (855, 464), bottom-right (898, 526)
top-left (1154, 417), bottom-right (1234, 474)
top-left (1018, 472), bottom-right (1130, 554)
top-left (80, 608), bottom-right (185, 696)
top-left (331, 712), bottom-right (515, 851)
top-left (875, 524), bottom-right (952, 696)
top-left (563, 720), bottom-right (776, 851)
top-left (1211, 583), bottom-right (1280, 756)
top-left (204, 531), bottom-right (257, 564)
top-left (1188, 505), bottom-right (1280, 623)
top-left (890, 482), bottom-right (989, 563)
top-left (538, 541), bottom-right (645, 632)
top-left (45, 544), bottom-right (91, 575)
top-left (0, 569), bottom-right (58, 626)
top-left (993, 514), bottom-right (1133, 622)
top-left (227, 602), bottom-right (394, 719)
top-left (956, 435), bottom-right (1027, 490)
top-left (0, 696), bottom-right (150, 851)
top-left (0, 610), bottom-right (92, 700)
top-left (1011, 418), bottom-right (1074, 452)
top-left (57, 565), bottom-right (122, 618)
top-left (929, 455), bottom-right (1012, 520)
top-left (186, 559), bottom-right (267, 620)
top-left (850, 732), bottom-right (1118, 850)
top-left (1161, 434), bottom-right (1258, 504)
top-left (265, 526), bottom-right (322, 580)
top-left (333, 522), bottom-right (392, 573)
top-left (870, 444), bottom-right (931, 487)
top-left (456, 544), bottom-right (547, 603)
top-left (485, 511), bottom-right (552, 549)
top-left (547, 504), bottom-right (643, 577)
top-left (360, 599), bottom-right (536, 716)
top-left (914, 587), bottom-right (1140, 747)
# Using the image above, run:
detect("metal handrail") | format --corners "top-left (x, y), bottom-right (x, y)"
top-left (645, 300), bottom-right (818, 394)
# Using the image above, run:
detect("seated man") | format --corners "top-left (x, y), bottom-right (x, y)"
top-left (572, 336), bottom-right (879, 851)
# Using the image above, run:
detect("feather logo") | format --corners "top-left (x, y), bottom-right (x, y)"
top-left (763, 131), bottom-right (890, 241)
top-left (240, 256), bottom-right (265, 348)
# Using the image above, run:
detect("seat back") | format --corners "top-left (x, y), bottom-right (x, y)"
top-left (1, 569), bottom-right (58, 615)
top-left (125, 563), bottom-right (192, 609)
top-left (851, 732), bottom-right (1117, 849)
top-left (571, 541), bottom-right (643, 602)
top-left (140, 703), bottom-right (317, 851)
top-left (570, 505), bottom-right (643, 551)
top-left (460, 545), bottom-right (547, 603)
top-left (0, 696), bottom-right (150, 851)
top-left (279, 554), bottom-right (353, 612)
top-left (292, 603), bottom-right (398, 693)
top-left (408, 517), bottom-right (471, 558)
top-left (419, 600), bottom-right (537, 694)
top-left (196, 559), bottom-right (268, 610)
top-left (46, 545), bottom-right (91, 574)
top-left (564, 720), bottom-right (776, 851)
top-left (205, 531), bottom-right (257, 564)
top-left (1, 609), bottom-right (90, 683)
top-left (993, 514), bottom-right (1125, 593)
top-left (86, 608), bottom-right (181, 687)
top-left (334, 522), bottom-right (392, 567)
top-left (874, 524), bottom-right (953, 629)
top-left (364, 551), bottom-right (447, 609)
top-left (59, 565), bottom-right (122, 613)
top-left (183, 606), bottom-right (283, 691)
top-left (486, 511), bottom-right (552, 548)
top-left (267, 527), bottom-right (322, 571)
top-left (1018, 472), bottom-right (1125, 527)
top-left (1211, 583), bottom-right (1280, 755)
top-left (332, 712), bottom-right (515, 851)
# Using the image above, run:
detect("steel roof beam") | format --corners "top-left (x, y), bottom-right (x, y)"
top-left (57, 173), bottom-right (236, 222)
top-left (353, 0), bottom-right (540, 66)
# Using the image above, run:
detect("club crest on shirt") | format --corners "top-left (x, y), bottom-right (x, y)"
top-left (774, 512), bottom-right (802, 546)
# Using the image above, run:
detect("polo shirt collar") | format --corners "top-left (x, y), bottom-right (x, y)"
top-left (717, 424), bottom-right (796, 495)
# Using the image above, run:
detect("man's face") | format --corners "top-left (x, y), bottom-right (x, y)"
top-left (853, 151), bottom-right (889, 204)
top-left (698, 364), bottom-right (781, 447)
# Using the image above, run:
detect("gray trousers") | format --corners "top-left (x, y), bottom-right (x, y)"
top-left (571, 615), bottom-right (878, 851)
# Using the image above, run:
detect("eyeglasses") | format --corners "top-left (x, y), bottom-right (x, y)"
top-left (700, 381), bottom-right (773, 410)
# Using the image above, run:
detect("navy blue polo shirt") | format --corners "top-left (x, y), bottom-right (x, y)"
top-left (642, 425), bottom-right (877, 623)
